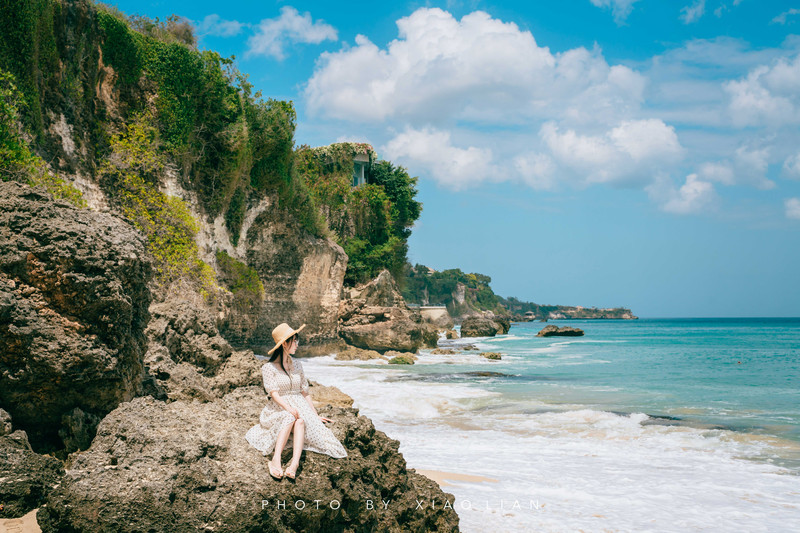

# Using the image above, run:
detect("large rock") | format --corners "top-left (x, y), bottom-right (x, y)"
top-left (536, 325), bottom-right (585, 337)
top-left (0, 429), bottom-right (64, 519)
top-left (339, 271), bottom-right (438, 353)
top-left (334, 345), bottom-right (386, 361)
top-left (245, 204), bottom-right (348, 353)
top-left (143, 300), bottom-right (262, 403)
top-left (38, 389), bottom-right (459, 532)
top-left (460, 313), bottom-right (511, 337)
top-left (0, 182), bottom-right (152, 453)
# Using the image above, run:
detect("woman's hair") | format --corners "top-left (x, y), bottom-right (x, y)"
top-left (268, 333), bottom-right (297, 375)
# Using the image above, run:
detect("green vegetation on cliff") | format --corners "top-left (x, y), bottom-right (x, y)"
top-left (403, 263), bottom-right (636, 320)
top-left (0, 69), bottom-right (85, 207)
top-left (0, 0), bottom-right (421, 294)
top-left (402, 264), bottom-right (505, 316)
top-left (99, 114), bottom-right (217, 296)
top-left (297, 143), bottom-right (422, 285)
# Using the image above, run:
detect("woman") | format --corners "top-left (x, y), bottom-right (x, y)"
top-left (245, 323), bottom-right (347, 480)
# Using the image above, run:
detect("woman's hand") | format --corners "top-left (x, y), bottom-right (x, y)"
top-left (319, 415), bottom-right (333, 423)
top-left (288, 407), bottom-right (300, 419)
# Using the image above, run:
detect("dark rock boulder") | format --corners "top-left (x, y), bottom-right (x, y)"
top-left (0, 182), bottom-right (152, 454)
top-left (0, 408), bottom-right (11, 436)
top-left (460, 313), bottom-right (511, 337)
top-left (536, 325), bottom-right (585, 337)
top-left (143, 299), bottom-right (262, 403)
top-left (339, 270), bottom-right (438, 353)
top-left (0, 429), bottom-right (64, 519)
top-left (38, 389), bottom-right (459, 532)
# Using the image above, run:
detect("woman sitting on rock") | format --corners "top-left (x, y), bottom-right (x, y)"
top-left (245, 323), bottom-right (347, 480)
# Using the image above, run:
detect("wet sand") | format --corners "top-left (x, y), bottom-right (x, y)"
top-left (416, 469), bottom-right (500, 487)
top-left (0, 509), bottom-right (40, 533)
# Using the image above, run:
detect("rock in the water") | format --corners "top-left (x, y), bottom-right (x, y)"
top-left (307, 381), bottom-right (354, 408)
top-left (536, 325), bottom-right (585, 337)
top-left (334, 345), bottom-right (385, 361)
top-left (460, 313), bottom-right (511, 337)
top-left (445, 329), bottom-right (459, 339)
top-left (339, 270), bottom-right (438, 353)
top-left (38, 390), bottom-right (459, 532)
top-left (479, 352), bottom-right (502, 360)
top-left (0, 429), bottom-right (64, 519)
top-left (431, 348), bottom-right (456, 355)
top-left (0, 182), bottom-right (152, 453)
top-left (388, 354), bottom-right (416, 365)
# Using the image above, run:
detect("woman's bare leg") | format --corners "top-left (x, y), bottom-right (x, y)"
top-left (285, 418), bottom-right (305, 475)
top-left (270, 419), bottom-right (295, 471)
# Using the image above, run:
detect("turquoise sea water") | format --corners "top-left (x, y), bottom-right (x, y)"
top-left (423, 318), bottom-right (800, 465)
top-left (302, 318), bottom-right (800, 531)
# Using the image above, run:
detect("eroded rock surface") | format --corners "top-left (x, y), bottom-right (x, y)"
top-left (339, 271), bottom-right (437, 353)
top-left (38, 389), bottom-right (459, 532)
top-left (0, 182), bottom-right (152, 453)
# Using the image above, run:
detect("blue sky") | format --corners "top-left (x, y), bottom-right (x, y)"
top-left (108, 0), bottom-right (800, 317)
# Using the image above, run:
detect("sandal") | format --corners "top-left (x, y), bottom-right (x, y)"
top-left (268, 461), bottom-right (283, 480)
top-left (284, 464), bottom-right (298, 480)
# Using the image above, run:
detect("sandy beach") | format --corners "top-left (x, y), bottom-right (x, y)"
top-left (416, 469), bottom-right (500, 487)
top-left (0, 509), bottom-right (40, 533)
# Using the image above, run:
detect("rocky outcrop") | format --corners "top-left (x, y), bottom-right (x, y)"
top-left (479, 352), bottom-right (502, 360)
top-left (244, 205), bottom-right (348, 353)
top-left (0, 427), bottom-right (64, 519)
top-left (460, 313), bottom-right (511, 337)
top-left (0, 408), bottom-right (11, 436)
top-left (537, 325), bottom-right (585, 337)
top-left (0, 182), bottom-right (152, 453)
top-left (38, 389), bottom-right (459, 532)
top-left (388, 354), bottom-right (416, 365)
top-left (335, 345), bottom-right (386, 361)
top-left (307, 381), bottom-right (354, 409)
top-left (339, 271), bottom-right (438, 353)
top-left (143, 300), bottom-right (262, 403)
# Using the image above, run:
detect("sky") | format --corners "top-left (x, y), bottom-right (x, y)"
top-left (107, 0), bottom-right (800, 317)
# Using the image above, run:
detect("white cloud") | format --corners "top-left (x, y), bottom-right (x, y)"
top-left (306, 8), bottom-right (645, 125)
top-left (589, 0), bottom-right (642, 24)
top-left (694, 146), bottom-right (774, 189)
top-left (698, 161), bottom-right (735, 185)
top-left (786, 198), bottom-right (800, 219)
top-left (383, 128), bottom-right (494, 190)
top-left (772, 8), bottom-right (800, 25)
top-left (724, 54), bottom-right (800, 127)
top-left (782, 152), bottom-right (800, 179)
top-left (647, 174), bottom-right (717, 214)
top-left (733, 146), bottom-right (775, 189)
top-left (681, 0), bottom-right (706, 24)
top-left (247, 6), bottom-right (337, 60)
top-left (195, 14), bottom-right (244, 37)
top-left (541, 119), bottom-right (683, 185)
top-left (512, 152), bottom-right (558, 190)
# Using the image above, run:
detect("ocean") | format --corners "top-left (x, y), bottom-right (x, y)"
top-left (299, 318), bottom-right (800, 532)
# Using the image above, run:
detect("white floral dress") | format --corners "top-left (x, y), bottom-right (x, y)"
top-left (245, 359), bottom-right (347, 458)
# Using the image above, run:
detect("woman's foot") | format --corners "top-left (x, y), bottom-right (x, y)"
top-left (268, 459), bottom-right (283, 480)
top-left (283, 462), bottom-right (299, 480)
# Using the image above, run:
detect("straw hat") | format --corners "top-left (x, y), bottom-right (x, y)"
top-left (267, 322), bottom-right (306, 355)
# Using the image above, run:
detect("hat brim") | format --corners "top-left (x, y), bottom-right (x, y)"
top-left (267, 324), bottom-right (306, 355)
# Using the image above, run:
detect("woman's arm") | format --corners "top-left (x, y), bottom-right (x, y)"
top-left (301, 391), bottom-right (319, 416)
top-left (271, 391), bottom-right (299, 418)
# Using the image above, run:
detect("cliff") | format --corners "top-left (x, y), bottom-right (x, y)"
top-left (403, 263), bottom-right (637, 321)
top-left (0, 182), bottom-right (460, 530)
top-left (0, 0), bottom-right (353, 351)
